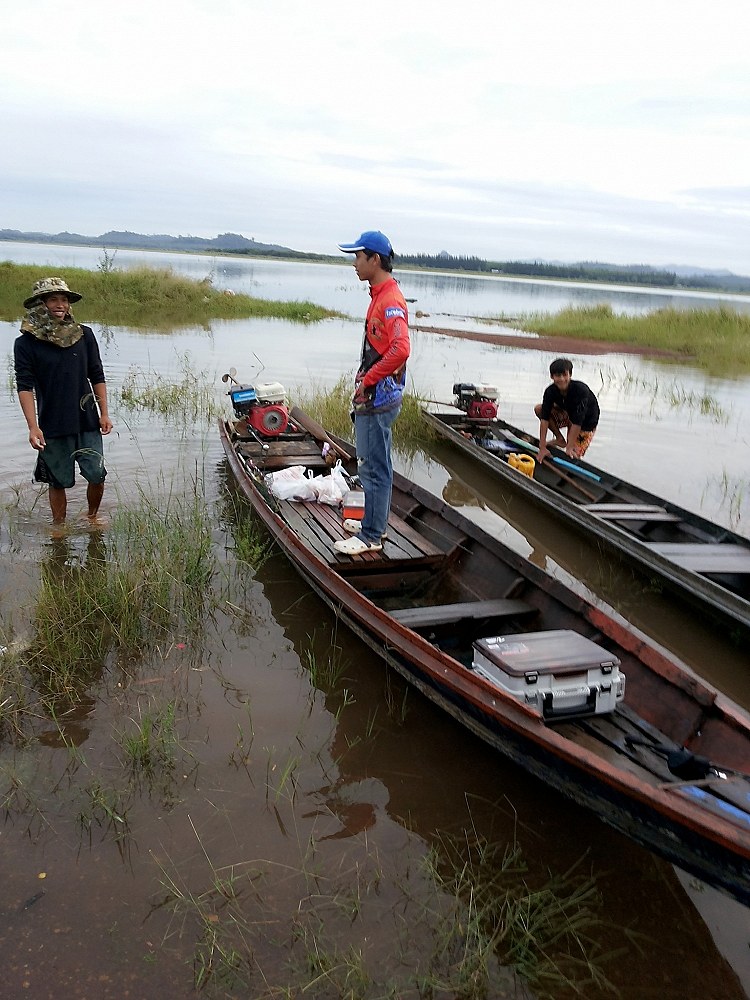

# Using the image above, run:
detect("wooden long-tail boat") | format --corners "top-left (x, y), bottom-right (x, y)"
top-left (422, 409), bottom-right (750, 639)
top-left (219, 399), bottom-right (750, 907)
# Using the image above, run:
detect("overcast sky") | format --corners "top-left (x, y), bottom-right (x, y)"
top-left (3, 1), bottom-right (748, 272)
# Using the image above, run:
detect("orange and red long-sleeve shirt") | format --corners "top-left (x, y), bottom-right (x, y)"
top-left (357, 277), bottom-right (410, 413)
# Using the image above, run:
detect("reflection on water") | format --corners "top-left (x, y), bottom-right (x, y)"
top-left (248, 553), bottom-right (748, 999)
top-left (0, 245), bottom-right (749, 995)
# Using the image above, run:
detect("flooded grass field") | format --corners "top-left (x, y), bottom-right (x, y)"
top-left (1, 249), bottom-right (750, 998)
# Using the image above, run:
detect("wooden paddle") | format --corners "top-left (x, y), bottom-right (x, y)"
top-left (289, 405), bottom-right (351, 462)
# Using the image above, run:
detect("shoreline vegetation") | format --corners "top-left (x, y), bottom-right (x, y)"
top-left (2, 260), bottom-right (747, 376)
top-left (0, 261), bottom-right (343, 329)
top-left (519, 304), bottom-right (750, 375)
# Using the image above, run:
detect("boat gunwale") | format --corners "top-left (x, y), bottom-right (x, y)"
top-left (218, 416), bottom-right (750, 891)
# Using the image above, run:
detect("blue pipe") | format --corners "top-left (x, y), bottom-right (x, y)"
top-left (503, 432), bottom-right (602, 482)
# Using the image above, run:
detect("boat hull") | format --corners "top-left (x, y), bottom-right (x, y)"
top-left (219, 414), bottom-right (750, 907)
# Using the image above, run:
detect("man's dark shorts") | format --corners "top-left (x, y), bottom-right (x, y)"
top-left (33, 432), bottom-right (107, 489)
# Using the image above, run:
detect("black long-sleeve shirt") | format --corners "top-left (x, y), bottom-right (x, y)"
top-left (14, 326), bottom-right (106, 438)
top-left (540, 379), bottom-right (600, 431)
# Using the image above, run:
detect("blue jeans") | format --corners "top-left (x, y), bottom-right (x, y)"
top-left (354, 406), bottom-right (400, 544)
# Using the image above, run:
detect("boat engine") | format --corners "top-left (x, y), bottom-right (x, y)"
top-left (228, 380), bottom-right (289, 436)
top-left (452, 382), bottom-right (499, 420)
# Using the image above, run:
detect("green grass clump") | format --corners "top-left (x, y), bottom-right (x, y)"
top-left (154, 822), bottom-right (616, 998)
top-left (119, 352), bottom-right (225, 423)
top-left (294, 376), bottom-right (437, 456)
top-left (117, 702), bottom-right (180, 776)
top-left (24, 485), bottom-right (214, 706)
top-left (0, 260), bottom-right (344, 329)
top-left (520, 304), bottom-right (750, 375)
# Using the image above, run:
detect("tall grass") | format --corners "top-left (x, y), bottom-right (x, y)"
top-left (24, 481), bottom-right (215, 706)
top-left (294, 376), bottom-right (437, 455)
top-left (118, 351), bottom-right (225, 423)
top-left (0, 260), bottom-right (343, 329)
top-left (521, 304), bottom-right (750, 375)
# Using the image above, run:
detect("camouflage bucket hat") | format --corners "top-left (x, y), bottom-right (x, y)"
top-left (24, 276), bottom-right (83, 309)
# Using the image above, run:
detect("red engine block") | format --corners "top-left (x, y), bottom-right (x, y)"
top-left (467, 400), bottom-right (498, 420)
top-left (247, 404), bottom-right (289, 436)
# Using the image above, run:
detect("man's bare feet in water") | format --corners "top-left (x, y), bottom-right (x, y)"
top-left (84, 512), bottom-right (109, 530)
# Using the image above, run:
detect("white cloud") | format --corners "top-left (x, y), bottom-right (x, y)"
top-left (2, 0), bottom-right (748, 272)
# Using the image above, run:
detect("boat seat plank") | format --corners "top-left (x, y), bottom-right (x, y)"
top-left (583, 503), bottom-right (682, 523)
top-left (643, 543), bottom-right (750, 574)
top-left (584, 503), bottom-right (671, 513)
top-left (390, 598), bottom-right (535, 629)
top-left (237, 448), bottom-right (329, 472)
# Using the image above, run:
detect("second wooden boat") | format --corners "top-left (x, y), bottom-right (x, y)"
top-left (422, 408), bottom-right (750, 639)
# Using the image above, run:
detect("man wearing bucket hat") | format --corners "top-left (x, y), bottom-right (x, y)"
top-left (332, 231), bottom-right (410, 556)
top-left (14, 277), bottom-right (113, 525)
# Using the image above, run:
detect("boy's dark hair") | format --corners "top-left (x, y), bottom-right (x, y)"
top-left (363, 247), bottom-right (394, 273)
top-left (549, 358), bottom-right (573, 376)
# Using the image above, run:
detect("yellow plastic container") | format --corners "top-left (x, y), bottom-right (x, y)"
top-left (508, 453), bottom-right (535, 478)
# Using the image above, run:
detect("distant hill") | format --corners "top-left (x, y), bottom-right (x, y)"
top-left (0, 228), bottom-right (313, 258)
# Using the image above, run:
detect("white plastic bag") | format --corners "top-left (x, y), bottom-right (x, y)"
top-left (267, 466), bottom-right (318, 501)
top-left (330, 460), bottom-right (350, 497)
top-left (307, 465), bottom-right (347, 506)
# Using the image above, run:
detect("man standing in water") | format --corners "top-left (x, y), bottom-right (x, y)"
top-left (333, 231), bottom-right (410, 555)
top-left (14, 277), bottom-right (113, 525)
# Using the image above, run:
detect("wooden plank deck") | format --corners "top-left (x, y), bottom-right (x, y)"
top-left (555, 702), bottom-right (682, 786)
top-left (643, 542), bottom-right (750, 574)
top-left (278, 497), bottom-right (449, 573)
top-left (237, 439), bottom-right (330, 471)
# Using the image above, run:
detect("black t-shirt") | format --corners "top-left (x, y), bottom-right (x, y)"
top-left (541, 379), bottom-right (599, 431)
top-left (14, 326), bottom-right (105, 438)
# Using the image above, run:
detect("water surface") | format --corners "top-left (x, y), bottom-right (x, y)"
top-left (1, 246), bottom-right (749, 997)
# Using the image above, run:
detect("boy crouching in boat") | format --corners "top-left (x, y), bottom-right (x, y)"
top-left (535, 358), bottom-right (599, 465)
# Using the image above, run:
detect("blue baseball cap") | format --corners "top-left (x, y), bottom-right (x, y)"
top-left (337, 230), bottom-right (393, 257)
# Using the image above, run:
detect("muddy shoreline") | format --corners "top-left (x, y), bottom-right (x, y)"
top-left (414, 323), bottom-right (685, 359)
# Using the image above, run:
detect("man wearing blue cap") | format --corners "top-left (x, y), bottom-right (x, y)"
top-left (333, 231), bottom-right (410, 555)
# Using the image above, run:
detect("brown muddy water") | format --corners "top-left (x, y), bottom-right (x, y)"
top-left (1, 305), bottom-right (750, 997)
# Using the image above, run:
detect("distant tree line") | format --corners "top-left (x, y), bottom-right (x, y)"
top-left (396, 252), bottom-right (750, 293)
top-left (2, 229), bottom-right (748, 293)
